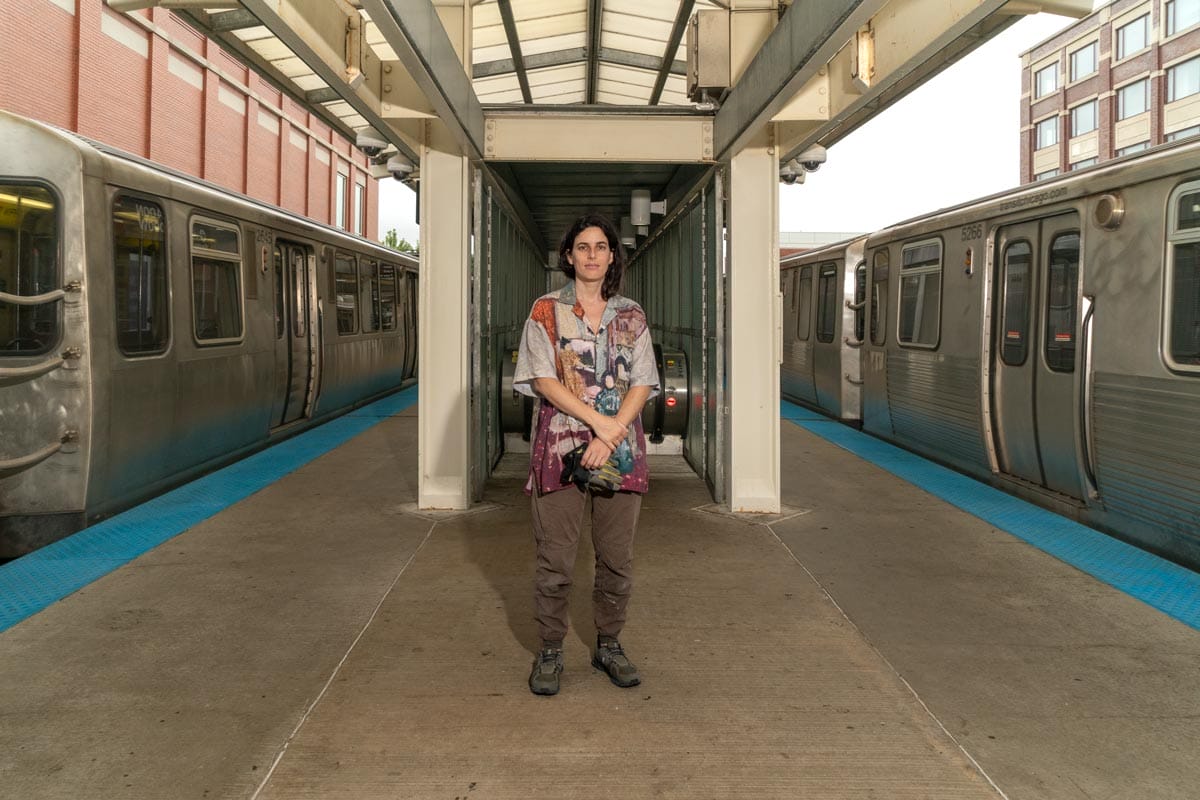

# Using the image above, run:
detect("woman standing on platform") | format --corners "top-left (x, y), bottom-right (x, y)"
top-left (512, 213), bottom-right (659, 697)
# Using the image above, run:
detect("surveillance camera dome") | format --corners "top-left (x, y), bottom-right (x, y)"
top-left (779, 160), bottom-right (804, 185)
top-left (796, 143), bottom-right (827, 172)
top-left (356, 130), bottom-right (388, 158)
top-left (387, 154), bottom-right (414, 179)
top-left (801, 161), bottom-right (821, 173)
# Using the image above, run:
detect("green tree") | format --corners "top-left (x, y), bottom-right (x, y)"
top-left (382, 228), bottom-right (417, 254)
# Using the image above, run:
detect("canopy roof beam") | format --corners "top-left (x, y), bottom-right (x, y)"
top-left (496, 0), bottom-right (532, 104)
top-left (585, 0), bottom-right (603, 105)
top-left (649, 0), bottom-right (695, 106)
top-left (361, 0), bottom-right (486, 160)
top-left (474, 47), bottom-right (685, 81)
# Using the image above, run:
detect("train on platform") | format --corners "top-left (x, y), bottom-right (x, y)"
top-left (781, 137), bottom-right (1200, 570)
top-left (0, 111), bottom-right (418, 557)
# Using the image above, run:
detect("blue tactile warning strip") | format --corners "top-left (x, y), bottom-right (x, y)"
top-left (782, 400), bottom-right (1200, 632)
top-left (0, 386), bottom-right (418, 633)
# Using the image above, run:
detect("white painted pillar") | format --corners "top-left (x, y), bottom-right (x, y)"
top-left (417, 140), bottom-right (471, 510)
top-left (725, 130), bottom-right (781, 513)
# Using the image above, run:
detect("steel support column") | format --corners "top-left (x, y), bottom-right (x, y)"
top-left (418, 142), bottom-right (472, 510)
top-left (724, 132), bottom-right (780, 513)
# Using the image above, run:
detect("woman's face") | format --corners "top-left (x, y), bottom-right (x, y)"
top-left (567, 226), bottom-right (613, 284)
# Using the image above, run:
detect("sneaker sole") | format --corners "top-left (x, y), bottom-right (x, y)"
top-left (529, 683), bottom-right (559, 696)
top-left (591, 656), bottom-right (641, 688)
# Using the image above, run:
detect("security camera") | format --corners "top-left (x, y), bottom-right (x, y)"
top-left (779, 160), bottom-right (805, 185)
top-left (387, 154), bottom-right (415, 180)
top-left (356, 130), bottom-right (389, 158)
top-left (796, 143), bottom-right (827, 172)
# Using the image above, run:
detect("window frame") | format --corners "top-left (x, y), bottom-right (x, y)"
top-left (816, 261), bottom-right (838, 344)
top-left (113, 193), bottom-right (171, 357)
top-left (1163, 179), bottom-right (1200, 373)
top-left (999, 239), bottom-right (1034, 367)
top-left (1167, 55), bottom-right (1200, 103)
top-left (1034, 62), bottom-right (1059, 99)
top-left (1035, 116), bottom-right (1059, 150)
top-left (1070, 99), bottom-right (1098, 137)
top-left (1117, 78), bottom-right (1150, 121)
top-left (1166, 0), bottom-right (1200, 38)
top-left (334, 250), bottom-right (359, 335)
top-left (1035, 168), bottom-right (1061, 182)
top-left (0, 180), bottom-right (63, 358)
top-left (335, 171), bottom-right (348, 231)
top-left (1115, 13), bottom-right (1150, 61)
top-left (188, 214), bottom-right (245, 346)
top-left (1045, 230), bottom-right (1081, 374)
top-left (870, 249), bottom-right (888, 346)
top-left (796, 265), bottom-right (814, 342)
top-left (1069, 40), bottom-right (1098, 83)
top-left (896, 237), bottom-right (944, 350)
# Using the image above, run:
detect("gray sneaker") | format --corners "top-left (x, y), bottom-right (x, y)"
top-left (529, 644), bottom-right (563, 696)
top-left (591, 637), bottom-right (641, 688)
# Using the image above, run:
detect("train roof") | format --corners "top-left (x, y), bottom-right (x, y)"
top-left (0, 111), bottom-right (416, 269)
top-left (867, 135), bottom-right (1200, 244)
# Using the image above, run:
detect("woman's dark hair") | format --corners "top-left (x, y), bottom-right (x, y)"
top-left (557, 213), bottom-right (626, 300)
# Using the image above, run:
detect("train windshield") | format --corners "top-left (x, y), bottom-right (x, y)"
top-left (0, 184), bottom-right (59, 356)
top-left (1169, 189), bottom-right (1200, 367)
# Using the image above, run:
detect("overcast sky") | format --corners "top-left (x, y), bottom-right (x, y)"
top-left (377, 8), bottom-right (1091, 245)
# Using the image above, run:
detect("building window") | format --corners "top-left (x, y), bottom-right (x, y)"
top-left (0, 183), bottom-right (59, 357)
top-left (870, 250), bottom-right (888, 346)
top-left (1045, 232), bottom-right (1081, 373)
top-left (1070, 157), bottom-right (1099, 170)
top-left (1168, 56), bottom-right (1200, 102)
top-left (1117, 141), bottom-right (1150, 156)
top-left (113, 196), bottom-right (169, 355)
top-left (1117, 79), bottom-right (1149, 120)
top-left (335, 172), bottom-right (348, 230)
top-left (898, 239), bottom-right (942, 348)
top-left (1071, 100), bottom-right (1097, 136)
top-left (1035, 63), bottom-right (1058, 98)
top-left (1165, 182), bottom-right (1200, 369)
top-left (190, 218), bottom-right (243, 343)
top-left (354, 182), bottom-right (365, 236)
top-left (1167, 0), bottom-right (1200, 36)
top-left (796, 266), bottom-right (813, 341)
top-left (1070, 42), bottom-right (1098, 81)
top-left (1035, 169), bottom-right (1061, 181)
top-left (1167, 125), bottom-right (1200, 141)
top-left (1036, 117), bottom-right (1059, 149)
top-left (1116, 14), bottom-right (1149, 60)
top-left (335, 252), bottom-right (358, 334)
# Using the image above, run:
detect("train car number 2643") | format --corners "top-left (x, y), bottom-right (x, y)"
top-left (960, 223), bottom-right (984, 242)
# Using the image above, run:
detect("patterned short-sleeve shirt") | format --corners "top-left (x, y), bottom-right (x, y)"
top-left (513, 281), bottom-right (659, 496)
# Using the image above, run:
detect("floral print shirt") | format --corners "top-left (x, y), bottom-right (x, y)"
top-left (513, 281), bottom-right (659, 495)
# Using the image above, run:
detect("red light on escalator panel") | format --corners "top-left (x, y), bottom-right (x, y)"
top-left (666, 396), bottom-right (677, 408)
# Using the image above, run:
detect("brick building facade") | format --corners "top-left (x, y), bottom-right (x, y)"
top-left (0, 0), bottom-right (378, 239)
top-left (1021, 0), bottom-right (1200, 183)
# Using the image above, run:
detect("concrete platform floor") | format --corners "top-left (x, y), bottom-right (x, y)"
top-left (0, 404), bottom-right (1197, 798)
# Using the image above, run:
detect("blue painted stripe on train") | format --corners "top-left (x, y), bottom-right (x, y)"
top-left (781, 400), bottom-right (1200, 631)
top-left (0, 386), bottom-right (418, 633)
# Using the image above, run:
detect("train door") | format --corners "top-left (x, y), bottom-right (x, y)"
top-left (272, 240), bottom-right (319, 427)
top-left (990, 214), bottom-right (1084, 499)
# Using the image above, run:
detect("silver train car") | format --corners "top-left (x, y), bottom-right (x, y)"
top-left (783, 139), bottom-right (1200, 568)
top-left (0, 112), bottom-right (418, 556)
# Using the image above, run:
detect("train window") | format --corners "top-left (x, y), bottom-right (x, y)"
top-left (360, 259), bottom-right (380, 333)
top-left (1166, 185), bottom-right (1200, 370)
top-left (1000, 240), bottom-right (1032, 366)
top-left (291, 249), bottom-right (307, 339)
top-left (380, 263), bottom-right (397, 331)
top-left (273, 246), bottom-right (285, 340)
top-left (113, 197), bottom-right (168, 356)
top-left (854, 261), bottom-right (867, 343)
top-left (335, 252), bottom-right (358, 334)
top-left (870, 250), bottom-right (888, 346)
top-left (190, 218), bottom-right (243, 343)
top-left (796, 266), bottom-right (813, 341)
top-left (816, 262), bottom-right (837, 343)
top-left (898, 239), bottom-right (942, 348)
top-left (0, 183), bottom-right (59, 357)
top-left (1045, 232), bottom-right (1080, 372)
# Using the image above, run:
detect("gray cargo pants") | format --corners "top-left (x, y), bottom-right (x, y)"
top-left (530, 483), bottom-right (642, 644)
